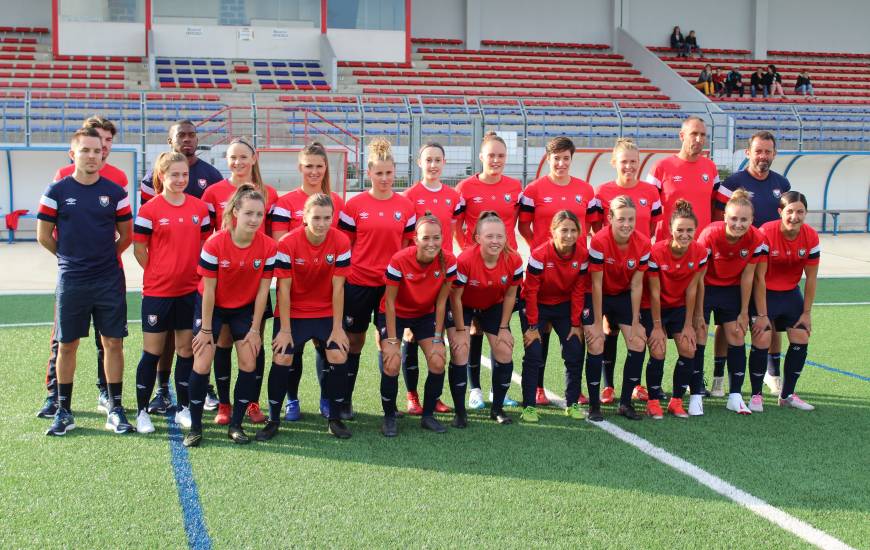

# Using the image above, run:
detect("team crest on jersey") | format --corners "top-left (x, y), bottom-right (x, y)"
top-left (198, 178), bottom-right (207, 189)
top-left (253, 259), bottom-right (262, 269)
top-left (220, 260), bottom-right (231, 268)
top-left (504, 194), bottom-right (512, 202)
top-left (688, 261), bottom-right (695, 269)
top-left (434, 271), bottom-right (440, 278)
top-left (99, 195), bottom-right (110, 207)
top-left (192, 215), bottom-right (200, 224)
top-left (575, 194), bottom-right (582, 203)
top-left (627, 259), bottom-right (636, 269)
top-left (326, 254), bottom-right (334, 264)
top-left (639, 198), bottom-right (648, 206)
top-left (702, 174), bottom-right (709, 182)
top-left (798, 248), bottom-right (806, 257)
top-left (500, 275), bottom-right (508, 284)
top-left (445, 199), bottom-right (452, 206)
top-left (147, 315), bottom-right (158, 326)
top-left (394, 211), bottom-right (402, 221)
top-left (773, 189), bottom-right (782, 198)
top-left (571, 261), bottom-right (579, 269)
top-left (740, 249), bottom-right (749, 258)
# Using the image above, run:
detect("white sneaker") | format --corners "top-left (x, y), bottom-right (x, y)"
top-left (174, 406), bottom-right (193, 428)
top-left (710, 377), bottom-right (725, 397)
top-left (688, 394), bottom-right (704, 416)
top-left (137, 410), bottom-right (155, 434)
top-left (468, 388), bottom-right (485, 410)
top-left (779, 394), bottom-right (815, 411)
top-left (749, 394), bottom-right (764, 413)
top-left (764, 373), bottom-right (782, 396)
top-left (726, 393), bottom-right (752, 415)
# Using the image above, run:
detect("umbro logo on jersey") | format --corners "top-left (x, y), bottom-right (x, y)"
top-left (65, 198), bottom-right (77, 205)
top-left (295, 258), bottom-right (305, 265)
top-left (472, 197), bottom-right (483, 203)
top-left (147, 315), bottom-right (158, 326)
top-left (740, 249), bottom-right (749, 258)
top-left (639, 198), bottom-right (648, 206)
top-left (220, 260), bottom-right (231, 268)
top-left (219, 201), bottom-right (227, 209)
top-left (198, 178), bottom-right (207, 189)
top-left (673, 175), bottom-right (683, 183)
top-left (416, 199), bottom-right (426, 205)
top-left (771, 250), bottom-right (780, 257)
top-left (159, 218), bottom-right (170, 225)
top-left (99, 195), bottom-right (110, 207)
top-left (661, 264), bottom-right (670, 271)
top-left (360, 211), bottom-right (369, 219)
top-left (543, 197), bottom-right (553, 203)
top-left (253, 259), bottom-right (262, 269)
top-left (405, 273), bottom-right (415, 280)
top-left (326, 254), bottom-right (334, 264)
top-left (294, 209), bottom-right (303, 218)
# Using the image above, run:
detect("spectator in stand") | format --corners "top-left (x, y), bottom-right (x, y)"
top-left (795, 70), bottom-right (815, 98)
top-left (694, 64), bottom-right (714, 96)
top-left (712, 67), bottom-right (726, 97)
top-left (767, 65), bottom-right (786, 98)
top-left (751, 67), bottom-right (769, 98)
top-left (685, 30), bottom-right (702, 57)
top-left (725, 66), bottom-right (745, 97)
top-left (670, 26), bottom-right (687, 57)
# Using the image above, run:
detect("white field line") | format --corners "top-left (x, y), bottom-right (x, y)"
top-left (480, 357), bottom-right (856, 550)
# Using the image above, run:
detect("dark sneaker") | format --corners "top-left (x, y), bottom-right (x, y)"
top-left (228, 424), bottom-right (251, 444)
top-left (381, 415), bottom-right (398, 437)
top-left (147, 391), bottom-right (173, 415)
top-left (489, 410), bottom-right (513, 425)
top-left (617, 403), bottom-right (642, 421)
top-left (255, 420), bottom-right (280, 441)
top-left (340, 402), bottom-right (354, 421)
top-left (328, 419), bottom-right (352, 439)
top-left (421, 415), bottom-right (447, 433)
top-left (183, 428), bottom-right (202, 448)
top-left (105, 406), bottom-right (136, 434)
top-left (45, 409), bottom-right (76, 436)
top-left (37, 395), bottom-right (58, 418)
top-left (587, 406), bottom-right (604, 422)
top-left (451, 412), bottom-right (468, 429)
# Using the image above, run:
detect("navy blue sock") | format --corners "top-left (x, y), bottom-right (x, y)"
top-left (748, 345), bottom-right (768, 396)
top-left (136, 351), bottom-right (160, 412)
top-left (726, 344), bottom-right (746, 394)
top-left (565, 359), bottom-right (583, 405)
top-left (380, 371), bottom-right (399, 417)
top-left (325, 359), bottom-right (347, 420)
top-left (468, 333), bottom-right (483, 389)
top-left (174, 355), bottom-right (193, 408)
top-left (231, 370), bottom-right (256, 426)
top-left (345, 353), bottom-right (361, 402)
top-left (213, 346), bottom-right (232, 404)
top-left (781, 343), bottom-right (808, 398)
top-left (188, 371), bottom-right (210, 430)
top-left (713, 355), bottom-right (726, 378)
top-left (768, 352), bottom-right (782, 377)
top-left (286, 351), bottom-right (303, 401)
top-left (253, 348), bottom-right (265, 402)
top-left (620, 350), bottom-right (644, 406)
top-left (448, 363), bottom-right (467, 415)
top-left (401, 340), bottom-right (419, 393)
top-left (537, 330), bottom-right (551, 387)
top-left (585, 353), bottom-right (604, 408)
top-left (672, 355), bottom-right (693, 398)
top-left (58, 382), bottom-right (73, 412)
top-left (267, 362), bottom-right (289, 422)
top-left (690, 344), bottom-right (706, 395)
top-left (603, 331), bottom-right (619, 387)
top-left (315, 349), bottom-right (327, 399)
top-left (422, 371), bottom-right (445, 416)
top-left (645, 356), bottom-right (666, 400)
top-left (491, 360), bottom-right (513, 413)
top-left (107, 382), bottom-right (123, 409)
top-left (157, 367), bottom-right (171, 393)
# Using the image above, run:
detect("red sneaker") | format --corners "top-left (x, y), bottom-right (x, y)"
top-left (535, 387), bottom-right (549, 406)
top-left (645, 399), bottom-right (664, 420)
top-left (434, 399), bottom-right (452, 413)
top-left (406, 391), bottom-right (423, 415)
top-left (578, 393), bottom-right (589, 405)
top-left (246, 402), bottom-right (267, 424)
top-left (632, 385), bottom-right (649, 401)
top-left (215, 403), bottom-right (231, 425)
top-left (667, 398), bottom-right (689, 418)
top-left (600, 386), bottom-right (615, 404)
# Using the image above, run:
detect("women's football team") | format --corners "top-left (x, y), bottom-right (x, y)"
top-left (125, 132), bottom-right (820, 446)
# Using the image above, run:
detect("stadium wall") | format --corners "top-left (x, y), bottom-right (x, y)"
top-left (621, 0), bottom-right (754, 52)
top-left (0, 0), bottom-right (50, 26)
top-left (410, 0), bottom-right (465, 42)
top-left (767, 0), bottom-right (870, 54)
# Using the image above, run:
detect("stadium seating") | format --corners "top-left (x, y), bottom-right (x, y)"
top-left (156, 58), bottom-right (329, 92)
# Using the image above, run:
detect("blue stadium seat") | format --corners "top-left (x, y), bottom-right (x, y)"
top-left (194, 69), bottom-right (209, 75)
top-left (176, 68), bottom-right (191, 75)
top-left (175, 59), bottom-right (189, 65)
top-left (292, 71), bottom-right (306, 77)
top-left (272, 61), bottom-right (287, 67)
top-left (192, 60), bottom-right (206, 66)
top-left (210, 60), bottom-right (225, 66)
top-left (304, 62), bottom-right (319, 68)
top-left (213, 69), bottom-right (227, 75)
top-left (156, 59), bottom-right (170, 65)
top-left (274, 70), bottom-right (289, 76)
top-left (312, 80), bottom-right (328, 86)
top-left (253, 61), bottom-right (267, 67)
top-left (157, 68), bottom-right (172, 75)
top-left (255, 70), bottom-right (271, 76)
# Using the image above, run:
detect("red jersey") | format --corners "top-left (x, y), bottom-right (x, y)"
top-left (522, 241), bottom-right (589, 326)
top-left (698, 222), bottom-right (765, 287)
top-left (644, 239), bottom-right (708, 309)
top-left (760, 221), bottom-right (820, 291)
top-left (593, 180), bottom-right (663, 238)
top-left (337, 191), bottom-right (416, 287)
top-left (274, 227), bottom-right (351, 318)
top-left (271, 189), bottom-right (346, 234)
top-left (519, 175), bottom-right (596, 248)
top-left (54, 162), bottom-right (128, 188)
top-left (133, 195), bottom-right (211, 297)
top-left (403, 182), bottom-right (461, 252)
top-left (454, 245), bottom-right (524, 310)
top-left (201, 179), bottom-right (279, 235)
top-left (588, 229), bottom-right (651, 296)
top-left (382, 246), bottom-right (458, 318)
top-left (644, 155), bottom-right (725, 241)
top-left (197, 229), bottom-right (277, 309)
top-left (455, 174), bottom-right (521, 249)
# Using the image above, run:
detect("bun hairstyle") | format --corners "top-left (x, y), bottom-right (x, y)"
top-left (611, 137), bottom-right (639, 160)
top-left (546, 136), bottom-right (575, 156)
top-left (302, 192), bottom-right (334, 216)
top-left (223, 183), bottom-right (265, 230)
top-left (415, 210), bottom-right (447, 279)
top-left (481, 131), bottom-right (506, 149)
top-left (227, 137), bottom-right (265, 194)
top-left (549, 209), bottom-right (581, 233)
top-left (367, 138), bottom-right (394, 169)
top-left (152, 151), bottom-right (187, 195)
top-left (670, 198), bottom-right (697, 227)
top-left (419, 141), bottom-right (445, 158)
top-left (608, 194), bottom-right (636, 218)
top-left (778, 190), bottom-right (808, 210)
top-left (726, 187), bottom-right (754, 214)
top-left (473, 210), bottom-right (515, 258)
top-left (299, 141), bottom-right (331, 196)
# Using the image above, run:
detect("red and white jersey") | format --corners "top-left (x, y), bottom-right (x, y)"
top-left (382, 246), bottom-right (457, 318)
top-left (455, 174), bottom-right (522, 249)
top-left (519, 175), bottom-right (597, 248)
top-left (760, 221), bottom-right (820, 291)
top-left (453, 245), bottom-right (523, 310)
top-left (54, 162), bottom-right (128, 189)
top-left (197, 229), bottom-right (277, 309)
top-left (593, 180), bottom-right (662, 239)
top-left (201, 180), bottom-right (279, 235)
top-left (274, 227), bottom-right (351, 318)
top-left (588, 229), bottom-right (651, 296)
top-left (644, 239), bottom-right (708, 309)
top-left (337, 191), bottom-right (416, 287)
top-left (644, 155), bottom-right (724, 241)
top-left (522, 241), bottom-right (589, 326)
top-left (698, 222), bottom-right (765, 287)
top-left (271, 189), bottom-right (346, 234)
top-left (134, 195), bottom-right (211, 297)
top-left (403, 182), bottom-right (461, 252)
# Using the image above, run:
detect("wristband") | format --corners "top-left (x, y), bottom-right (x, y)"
top-left (200, 329), bottom-right (212, 334)
top-left (453, 328), bottom-right (466, 332)
top-left (249, 328), bottom-right (260, 335)
top-left (755, 314), bottom-right (768, 318)
top-left (432, 337), bottom-right (444, 344)
top-left (653, 320), bottom-right (662, 325)
top-left (384, 337), bottom-right (400, 345)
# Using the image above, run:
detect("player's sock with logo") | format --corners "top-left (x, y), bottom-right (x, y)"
top-left (620, 350), bottom-right (644, 406)
top-left (672, 355), bottom-right (693, 398)
top-left (422, 370), bottom-right (445, 417)
top-left (603, 332), bottom-right (619, 387)
top-left (174, 355), bottom-right (193, 408)
top-left (401, 340), bottom-right (419, 393)
top-left (767, 352), bottom-right (782, 377)
top-left (448, 363), bottom-right (467, 415)
top-left (253, 348), bottom-right (266, 402)
top-left (157, 367), bottom-right (171, 395)
top-left (726, 345), bottom-right (746, 394)
top-left (286, 352), bottom-right (303, 401)
top-left (645, 356), bottom-right (665, 401)
top-left (491, 360), bottom-right (513, 414)
top-left (380, 369), bottom-right (399, 418)
top-left (468, 333), bottom-right (483, 389)
top-left (231, 370), bottom-right (256, 426)
top-left (325, 358), bottom-right (347, 421)
top-left (690, 344), bottom-right (706, 394)
top-left (585, 353), bottom-right (604, 409)
top-left (58, 382), bottom-right (73, 412)
top-left (713, 355), bottom-right (726, 378)
top-left (188, 371), bottom-right (209, 430)
top-left (213, 346), bottom-right (232, 404)
top-left (267, 362), bottom-right (288, 422)
top-left (781, 343), bottom-right (808, 398)
top-left (136, 351), bottom-right (160, 412)
top-left (107, 382), bottom-right (123, 410)
top-left (345, 352), bottom-right (361, 402)
top-left (748, 346), bottom-right (768, 395)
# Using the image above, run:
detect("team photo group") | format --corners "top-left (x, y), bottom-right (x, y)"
top-left (35, 114), bottom-right (820, 447)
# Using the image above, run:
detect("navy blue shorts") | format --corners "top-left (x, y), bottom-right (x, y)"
top-left (377, 311), bottom-right (438, 341)
top-left (141, 292), bottom-right (195, 333)
top-left (703, 285), bottom-right (741, 325)
top-left (640, 306), bottom-right (688, 338)
top-left (599, 291), bottom-right (634, 327)
top-left (752, 287), bottom-right (804, 332)
top-left (194, 293), bottom-right (254, 342)
top-left (55, 270), bottom-right (127, 343)
top-left (343, 283), bottom-right (385, 333)
top-left (448, 303), bottom-right (505, 336)
top-left (272, 316), bottom-right (338, 354)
